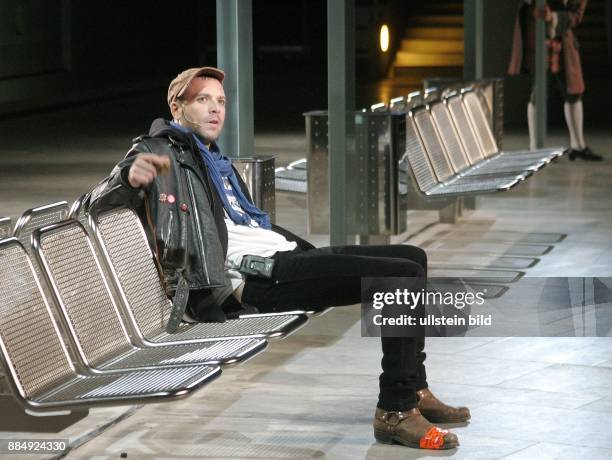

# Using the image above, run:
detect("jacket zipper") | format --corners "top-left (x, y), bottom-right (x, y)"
top-left (184, 168), bottom-right (211, 284)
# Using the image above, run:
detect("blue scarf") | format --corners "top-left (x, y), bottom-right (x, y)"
top-left (170, 122), bottom-right (271, 229)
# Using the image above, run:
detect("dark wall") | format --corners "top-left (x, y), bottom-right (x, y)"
top-left (0, 0), bottom-right (217, 114)
top-left (69, 1), bottom-right (203, 82)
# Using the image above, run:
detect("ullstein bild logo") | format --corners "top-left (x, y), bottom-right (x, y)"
top-left (361, 277), bottom-right (612, 338)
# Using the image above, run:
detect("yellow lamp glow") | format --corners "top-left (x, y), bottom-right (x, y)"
top-left (380, 25), bottom-right (390, 52)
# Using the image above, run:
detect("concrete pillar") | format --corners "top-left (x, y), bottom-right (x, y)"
top-left (216, 0), bottom-right (255, 158)
top-left (327, 0), bottom-right (356, 245)
top-left (464, 0), bottom-right (483, 81)
top-left (534, 0), bottom-right (547, 147)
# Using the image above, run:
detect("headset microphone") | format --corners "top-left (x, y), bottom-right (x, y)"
top-left (181, 107), bottom-right (204, 127)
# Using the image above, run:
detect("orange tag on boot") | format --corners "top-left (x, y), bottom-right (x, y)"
top-left (419, 426), bottom-right (448, 449)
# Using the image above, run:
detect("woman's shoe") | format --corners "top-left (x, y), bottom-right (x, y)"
top-left (569, 147), bottom-right (603, 161)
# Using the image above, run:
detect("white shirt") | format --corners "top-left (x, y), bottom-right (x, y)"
top-left (220, 176), bottom-right (297, 289)
top-left (224, 216), bottom-right (297, 290)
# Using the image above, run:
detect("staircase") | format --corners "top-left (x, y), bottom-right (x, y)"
top-left (391, 1), bottom-right (464, 80)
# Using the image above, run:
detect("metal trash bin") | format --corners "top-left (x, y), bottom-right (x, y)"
top-left (233, 155), bottom-right (276, 224)
top-left (304, 110), bottom-right (407, 236)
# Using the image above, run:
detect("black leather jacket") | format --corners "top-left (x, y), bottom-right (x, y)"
top-left (86, 119), bottom-right (313, 294)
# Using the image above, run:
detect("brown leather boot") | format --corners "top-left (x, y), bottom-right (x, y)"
top-left (373, 407), bottom-right (459, 449)
top-left (417, 388), bottom-right (471, 423)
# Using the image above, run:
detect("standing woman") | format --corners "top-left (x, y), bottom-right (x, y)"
top-left (508, 0), bottom-right (603, 161)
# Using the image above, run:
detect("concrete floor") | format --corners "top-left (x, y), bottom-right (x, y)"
top-left (0, 93), bottom-right (611, 459)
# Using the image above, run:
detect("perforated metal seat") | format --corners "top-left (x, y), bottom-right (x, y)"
top-left (0, 221), bottom-right (10, 393)
top-left (460, 90), bottom-right (565, 161)
top-left (407, 91), bottom-right (424, 109)
top-left (0, 217), bottom-right (11, 240)
top-left (412, 107), bottom-right (528, 186)
top-left (33, 221), bottom-right (268, 370)
top-left (389, 96), bottom-right (407, 113)
top-left (0, 239), bottom-right (220, 412)
top-left (446, 94), bottom-right (551, 172)
top-left (275, 167), bottom-right (308, 193)
top-left (287, 158), bottom-right (308, 170)
top-left (275, 168), bottom-right (307, 182)
top-left (429, 101), bottom-right (532, 180)
top-left (88, 208), bottom-right (307, 345)
top-left (13, 202), bottom-right (70, 250)
top-left (370, 102), bottom-right (387, 112)
top-left (403, 112), bottom-right (521, 198)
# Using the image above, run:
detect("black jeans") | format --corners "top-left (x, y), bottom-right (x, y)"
top-left (242, 244), bottom-right (428, 411)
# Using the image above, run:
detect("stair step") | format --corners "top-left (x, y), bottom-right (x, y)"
top-left (393, 66), bottom-right (463, 78)
top-left (395, 51), bottom-right (464, 67)
top-left (404, 27), bottom-right (464, 40)
top-left (400, 38), bottom-right (464, 53)
top-left (408, 15), bottom-right (464, 26)
top-left (412, 3), bottom-right (463, 14)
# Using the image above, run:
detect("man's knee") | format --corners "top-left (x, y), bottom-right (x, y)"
top-left (413, 247), bottom-right (428, 270)
top-left (385, 260), bottom-right (425, 279)
top-left (393, 245), bottom-right (427, 270)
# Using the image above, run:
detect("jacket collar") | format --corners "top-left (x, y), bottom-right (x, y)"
top-left (147, 118), bottom-right (213, 168)
top-left (149, 118), bottom-right (220, 150)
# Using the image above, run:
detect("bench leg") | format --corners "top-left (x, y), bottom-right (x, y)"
top-left (463, 196), bottom-right (477, 211)
top-left (439, 199), bottom-right (462, 224)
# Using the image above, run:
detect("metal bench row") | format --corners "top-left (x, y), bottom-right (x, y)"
top-left (402, 89), bottom-right (564, 198)
top-left (275, 86), bottom-right (565, 198)
top-left (0, 203), bottom-right (309, 413)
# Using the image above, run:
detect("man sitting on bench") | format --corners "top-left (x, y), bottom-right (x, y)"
top-left (86, 67), bottom-right (470, 451)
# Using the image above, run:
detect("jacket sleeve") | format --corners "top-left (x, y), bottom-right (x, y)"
top-left (557, 0), bottom-right (587, 34)
top-left (84, 140), bottom-right (153, 213)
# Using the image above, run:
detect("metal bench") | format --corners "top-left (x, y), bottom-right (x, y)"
top-left (370, 102), bottom-right (387, 112)
top-left (403, 109), bottom-right (523, 198)
top-left (460, 89), bottom-right (565, 162)
top-left (389, 96), bottom-right (407, 112)
top-left (32, 220), bottom-right (269, 371)
top-left (13, 202), bottom-right (70, 249)
top-left (429, 100), bottom-right (533, 180)
top-left (423, 87), bottom-right (440, 103)
top-left (407, 90), bottom-right (423, 108)
top-left (288, 158), bottom-right (307, 170)
top-left (275, 156), bottom-right (308, 193)
top-left (86, 208), bottom-right (308, 345)
top-left (70, 195), bottom-right (325, 318)
top-left (415, 104), bottom-right (538, 185)
top-left (0, 217), bottom-right (10, 240)
top-left (3, 205), bottom-right (69, 396)
top-left (275, 166), bottom-right (308, 193)
top-left (0, 217), bottom-right (11, 394)
top-left (445, 93), bottom-right (552, 171)
top-left (412, 106), bottom-right (532, 188)
top-left (0, 238), bottom-right (221, 412)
